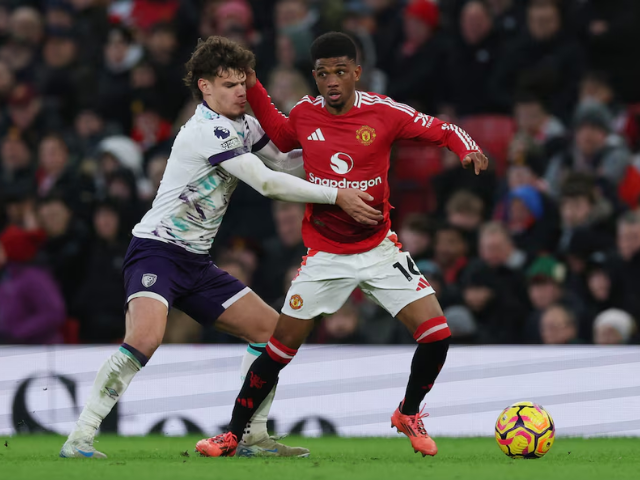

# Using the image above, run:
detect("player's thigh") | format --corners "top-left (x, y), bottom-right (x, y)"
top-left (272, 313), bottom-right (316, 350)
top-left (215, 291), bottom-right (279, 344)
top-left (281, 250), bottom-right (358, 319)
top-left (360, 241), bottom-right (438, 324)
top-left (173, 262), bottom-right (255, 334)
top-left (122, 241), bottom-right (180, 357)
top-left (124, 297), bottom-right (168, 358)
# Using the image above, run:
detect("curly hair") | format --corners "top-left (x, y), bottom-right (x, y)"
top-left (183, 36), bottom-right (256, 100)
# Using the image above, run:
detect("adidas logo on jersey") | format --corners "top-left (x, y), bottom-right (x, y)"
top-left (307, 128), bottom-right (325, 141)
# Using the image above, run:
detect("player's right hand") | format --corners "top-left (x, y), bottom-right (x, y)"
top-left (245, 68), bottom-right (257, 89)
top-left (336, 189), bottom-right (384, 225)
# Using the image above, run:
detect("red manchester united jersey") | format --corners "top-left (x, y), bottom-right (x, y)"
top-left (247, 80), bottom-right (482, 254)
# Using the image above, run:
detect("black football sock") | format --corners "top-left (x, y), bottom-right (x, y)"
top-left (228, 338), bottom-right (297, 440)
top-left (401, 317), bottom-right (451, 416)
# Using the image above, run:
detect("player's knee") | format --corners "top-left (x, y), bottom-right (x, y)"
top-left (123, 334), bottom-right (161, 359)
top-left (246, 311), bottom-right (279, 344)
top-left (413, 316), bottom-right (451, 344)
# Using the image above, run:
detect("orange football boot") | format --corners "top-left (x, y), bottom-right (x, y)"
top-left (195, 432), bottom-right (238, 457)
top-left (391, 403), bottom-right (438, 457)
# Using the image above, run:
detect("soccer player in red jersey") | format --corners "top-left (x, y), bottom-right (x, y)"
top-left (196, 32), bottom-right (489, 458)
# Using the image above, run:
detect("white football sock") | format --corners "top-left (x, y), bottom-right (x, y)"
top-left (71, 348), bottom-right (142, 438)
top-left (240, 344), bottom-right (276, 440)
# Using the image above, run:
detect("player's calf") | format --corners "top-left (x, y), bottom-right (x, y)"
top-left (391, 316), bottom-right (451, 457)
top-left (227, 337), bottom-right (298, 440)
top-left (402, 316), bottom-right (451, 415)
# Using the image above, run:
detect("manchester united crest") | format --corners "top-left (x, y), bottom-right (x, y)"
top-left (356, 125), bottom-right (376, 146)
top-left (289, 294), bottom-right (304, 310)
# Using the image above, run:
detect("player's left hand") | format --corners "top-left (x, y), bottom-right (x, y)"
top-left (462, 152), bottom-right (489, 175)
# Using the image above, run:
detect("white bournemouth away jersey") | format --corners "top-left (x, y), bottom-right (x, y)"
top-left (133, 103), bottom-right (269, 254)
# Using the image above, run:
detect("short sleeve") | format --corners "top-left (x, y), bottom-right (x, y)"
top-left (245, 115), bottom-right (271, 153)
top-left (197, 119), bottom-right (250, 167)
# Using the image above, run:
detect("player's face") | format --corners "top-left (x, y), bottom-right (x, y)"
top-left (200, 69), bottom-right (247, 119)
top-left (313, 57), bottom-right (361, 114)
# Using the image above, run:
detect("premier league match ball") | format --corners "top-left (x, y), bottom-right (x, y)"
top-left (495, 401), bottom-right (555, 459)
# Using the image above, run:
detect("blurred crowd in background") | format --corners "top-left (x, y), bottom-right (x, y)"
top-left (1, 0), bottom-right (640, 347)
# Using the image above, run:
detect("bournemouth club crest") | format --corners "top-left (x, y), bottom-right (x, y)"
top-left (289, 294), bottom-right (304, 310)
top-left (356, 125), bottom-right (376, 146)
top-left (141, 273), bottom-right (157, 288)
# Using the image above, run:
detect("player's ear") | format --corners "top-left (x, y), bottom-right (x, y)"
top-left (354, 65), bottom-right (362, 82)
top-left (198, 78), bottom-right (210, 96)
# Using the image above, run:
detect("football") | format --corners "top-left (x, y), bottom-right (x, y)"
top-left (495, 401), bottom-right (555, 459)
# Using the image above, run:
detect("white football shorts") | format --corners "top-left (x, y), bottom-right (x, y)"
top-left (281, 231), bottom-right (436, 319)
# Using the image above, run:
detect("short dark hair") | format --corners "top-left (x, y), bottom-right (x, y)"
top-left (310, 32), bottom-right (357, 65)
top-left (514, 91), bottom-right (549, 112)
top-left (183, 36), bottom-right (256, 101)
top-left (560, 173), bottom-right (596, 203)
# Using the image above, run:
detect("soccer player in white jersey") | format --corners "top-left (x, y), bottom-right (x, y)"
top-left (59, 36), bottom-right (382, 459)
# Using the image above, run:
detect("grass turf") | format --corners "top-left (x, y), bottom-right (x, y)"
top-left (1, 435), bottom-right (639, 480)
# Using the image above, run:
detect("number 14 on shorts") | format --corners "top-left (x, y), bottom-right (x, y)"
top-left (393, 257), bottom-right (430, 291)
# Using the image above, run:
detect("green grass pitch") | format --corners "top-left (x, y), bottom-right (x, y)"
top-left (1, 435), bottom-right (639, 480)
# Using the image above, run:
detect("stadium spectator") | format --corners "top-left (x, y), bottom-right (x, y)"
top-left (9, 6), bottom-right (44, 47)
top-left (386, 0), bottom-right (447, 113)
top-left (491, 0), bottom-right (585, 120)
top-left (310, 299), bottom-right (368, 344)
top-left (36, 133), bottom-right (95, 217)
top-left (581, 253), bottom-right (620, 326)
top-left (349, 28), bottom-right (387, 94)
top-left (144, 22), bottom-right (188, 120)
top-left (445, 0), bottom-right (503, 116)
top-left (539, 304), bottom-right (581, 345)
top-left (434, 224), bottom-right (469, 286)
top-left (578, 72), bottom-right (627, 136)
top-left (556, 173), bottom-right (615, 257)
top-left (274, 0), bottom-right (317, 71)
top-left (397, 213), bottom-right (434, 262)
top-left (1, 131), bottom-right (33, 191)
top-left (38, 27), bottom-right (93, 123)
top-left (523, 255), bottom-right (585, 343)
top-left (609, 211), bottom-right (640, 321)
top-left (3, 83), bottom-right (57, 149)
top-left (485, 0), bottom-right (525, 42)
top-left (71, 200), bottom-right (128, 343)
top-left (506, 185), bottom-right (559, 259)
top-left (0, 60), bottom-right (16, 101)
top-left (0, 225), bottom-right (65, 344)
top-left (545, 102), bottom-right (631, 198)
top-left (460, 261), bottom-right (526, 344)
top-left (593, 308), bottom-right (637, 345)
top-left (513, 93), bottom-right (566, 159)
top-left (95, 135), bottom-right (148, 200)
top-left (266, 67), bottom-right (311, 114)
top-left (72, 106), bottom-right (118, 161)
top-left (96, 25), bottom-right (142, 132)
top-left (473, 221), bottom-right (528, 308)
top-left (445, 190), bottom-right (484, 255)
top-left (36, 195), bottom-right (90, 308)
top-left (576, 0), bottom-right (640, 104)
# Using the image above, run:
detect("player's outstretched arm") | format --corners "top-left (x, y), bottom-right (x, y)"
top-left (254, 141), bottom-right (306, 179)
top-left (246, 72), bottom-right (300, 153)
top-left (395, 109), bottom-right (489, 175)
top-left (220, 153), bottom-right (383, 225)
